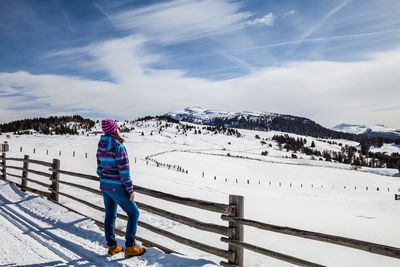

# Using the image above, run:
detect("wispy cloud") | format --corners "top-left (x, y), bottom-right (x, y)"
top-left (247, 12), bottom-right (276, 26)
top-left (301, 0), bottom-right (351, 40)
top-left (93, 2), bottom-right (114, 24)
top-left (214, 51), bottom-right (255, 72)
top-left (222, 27), bottom-right (400, 53)
top-left (109, 0), bottom-right (252, 44)
top-left (283, 10), bottom-right (296, 17)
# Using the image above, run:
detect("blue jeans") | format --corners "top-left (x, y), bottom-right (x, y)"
top-left (102, 190), bottom-right (140, 247)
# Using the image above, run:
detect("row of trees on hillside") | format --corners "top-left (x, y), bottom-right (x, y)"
top-left (272, 134), bottom-right (400, 170)
top-left (0, 116), bottom-right (95, 135)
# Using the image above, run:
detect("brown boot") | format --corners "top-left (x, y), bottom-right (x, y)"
top-left (125, 244), bottom-right (146, 258)
top-left (108, 244), bottom-right (123, 256)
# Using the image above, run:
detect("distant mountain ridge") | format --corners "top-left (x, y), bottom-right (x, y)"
top-left (166, 107), bottom-right (356, 140)
top-left (333, 123), bottom-right (400, 139)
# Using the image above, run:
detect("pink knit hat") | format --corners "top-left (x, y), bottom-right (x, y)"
top-left (102, 119), bottom-right (119, 135)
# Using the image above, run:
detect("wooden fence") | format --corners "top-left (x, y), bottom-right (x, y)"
top-left (1, 152), bottom-right (400, 266)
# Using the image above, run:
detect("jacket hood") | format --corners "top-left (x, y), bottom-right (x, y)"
top-left (98, 135), bottom-right (119, 152)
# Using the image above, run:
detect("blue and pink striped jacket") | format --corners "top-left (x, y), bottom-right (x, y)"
top-left (96, 135), bottom-right (134, 194)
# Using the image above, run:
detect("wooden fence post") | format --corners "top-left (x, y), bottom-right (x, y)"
top-left (228, 195), bottom-right (244, 267)
top-left (21, 155), bottom-right (29, 192)
top-left (50, 159), bottom-right (60, 203)
top-left (1, 152), bottom-right (6, 180)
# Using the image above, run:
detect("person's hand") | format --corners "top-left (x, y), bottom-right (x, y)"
top-left (129, 193), bottom-right (135, 202)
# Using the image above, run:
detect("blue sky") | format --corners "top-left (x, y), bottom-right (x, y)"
top-left (1, 0), bottom-right (400, 128)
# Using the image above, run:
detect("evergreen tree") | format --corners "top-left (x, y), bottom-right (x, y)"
top-left (311, 141), bottom-right (316, 148)
top-left (353, 157), bottom-right (361, 166)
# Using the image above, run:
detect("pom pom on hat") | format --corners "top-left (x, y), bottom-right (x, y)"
top-left (102, 119), bottom-right (119, 135)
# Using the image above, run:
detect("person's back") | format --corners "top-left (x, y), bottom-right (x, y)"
top-left (97, 134), bottom-right (134, 194)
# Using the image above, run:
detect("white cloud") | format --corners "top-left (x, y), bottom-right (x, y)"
top-left (247, 12), bottom-right (276, 26)
top-left (1, 36), bottom-right (400, 128)
top-left (110, 0), bottom-right (252, 44)
top-left (283, 10), bottom-right (296, 17)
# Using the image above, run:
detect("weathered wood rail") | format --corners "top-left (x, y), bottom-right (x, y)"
top-left (1, 152), bottom-right (400, 267)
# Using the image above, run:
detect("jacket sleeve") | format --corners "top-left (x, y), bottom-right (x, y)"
top-left (115, 144), bottom-right (134, 194)
top-left (96, 149), bottom-right (103, 177)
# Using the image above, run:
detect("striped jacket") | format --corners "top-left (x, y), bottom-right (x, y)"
top-left (96, 135), bottom-right (134, 194)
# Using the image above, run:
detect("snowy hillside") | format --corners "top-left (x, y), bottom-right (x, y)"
top-left (1, 117), bottom-right (400, 266)
top-left (333, 123), bottom-right (400, 139)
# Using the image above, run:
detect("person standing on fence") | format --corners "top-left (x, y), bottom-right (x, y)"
top-left (96, 119), bottom-right (146, 257)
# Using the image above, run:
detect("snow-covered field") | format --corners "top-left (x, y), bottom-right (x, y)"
top-left (1, 119), bottom-right (400, 266)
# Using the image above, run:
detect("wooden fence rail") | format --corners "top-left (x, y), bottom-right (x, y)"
top-left (221, 215), bottom-right (400, 260)
top-left (1, 153), bottom-right (400, 267)
top-left (48, 168), bottom-right (235, 215)
top-left (220, 237), bottom-right (325, 267)
top-left (5, 156), bottom-right (53, 167)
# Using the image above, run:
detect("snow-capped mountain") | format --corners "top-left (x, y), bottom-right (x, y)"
top-left (166, 107), bottom-right (354, 139)
top-left (333, 123), bottom-right (400, 139)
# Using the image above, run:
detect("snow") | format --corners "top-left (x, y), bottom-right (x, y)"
top-left (370, 143), bottom-right (400, 155)
top-left (1, 119), bottom-right (400, 266)
top-left (333, 123), bottom-right (400, 137)
top-left (333, 123), bottom-right (370, 135)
